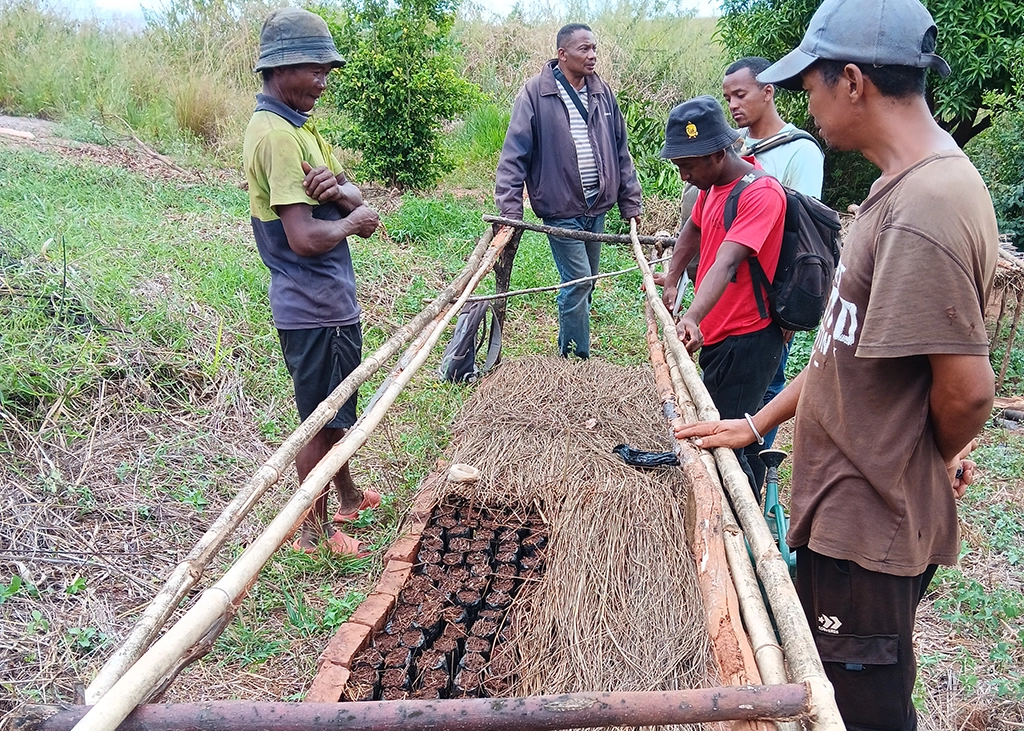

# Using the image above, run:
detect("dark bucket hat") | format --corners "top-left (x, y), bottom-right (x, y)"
top-left (758, 0), bottom-right (950, 90)
top-left (254, 8), bottom-right (345, 73)
top-left (660, 96), bottom-right (741, 159)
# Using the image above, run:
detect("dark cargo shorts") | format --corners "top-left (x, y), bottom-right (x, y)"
top-left (278, 324), bottom-right (362, 430)
top-left (795, 546), bottom-right (938, 731)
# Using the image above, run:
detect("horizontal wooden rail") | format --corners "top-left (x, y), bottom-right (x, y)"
top-left (18, 685), bottom-right (810, 731)
top-left (483, 214), bottom-right (675, 247)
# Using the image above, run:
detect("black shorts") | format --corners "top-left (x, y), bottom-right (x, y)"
top-left (795, 546), bottom-right (938, 731)
top-left (698, 323), bottom-right (782, 495)
top-left (278, 324), bottom-right (362, 430)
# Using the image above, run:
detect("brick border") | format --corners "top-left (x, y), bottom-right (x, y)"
top-left (305, 473), bottom-right (441, 702)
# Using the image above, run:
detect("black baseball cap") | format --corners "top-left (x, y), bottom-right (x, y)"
top-left (660, 96), bottom-right (741, 159)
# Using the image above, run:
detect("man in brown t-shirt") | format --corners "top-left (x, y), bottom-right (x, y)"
top-left (675, 0), bottom-right (998, 728)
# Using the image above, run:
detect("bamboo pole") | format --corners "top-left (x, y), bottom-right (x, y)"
top-left (996, 289), bottom-right (1024, 392)
top-left (643, 299), bottom-right (797, 731)
top-left (629, 221), bottom-right (845, 731)
top-left (70, 228), bottom-right (515, 731)
top-left (483, 214), bottom-right (675, 247)
top-left (643, 305), bottom-right (768, 731)
top-left (83, 229), bottom-right (498, 703)
top-left (21, 685), bottom-right (812, 731)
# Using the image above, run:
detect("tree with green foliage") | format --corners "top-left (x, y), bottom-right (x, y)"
top-left (717, 0), bottom-right (1024, 207)
top-left (318, 0), bottom-right (480, 189)
top-left (717, 0), bottom-right (1024, 148)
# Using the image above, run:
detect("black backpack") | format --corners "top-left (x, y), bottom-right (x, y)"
top-left (438, 300), bottom-right (502, 383)
top-left (724, 169), bottom-right (841, 331)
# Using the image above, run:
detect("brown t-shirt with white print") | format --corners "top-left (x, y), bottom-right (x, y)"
top-left (788, 150), bottom-right (998, 576)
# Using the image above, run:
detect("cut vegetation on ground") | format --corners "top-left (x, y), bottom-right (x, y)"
top-left (1, 0), bottom-right (1024, 727)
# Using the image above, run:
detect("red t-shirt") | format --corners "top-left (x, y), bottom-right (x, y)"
top-left (691, 163), bottom-right (786, 345)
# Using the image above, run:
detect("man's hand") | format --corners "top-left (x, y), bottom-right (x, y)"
top-left (947, 438), bottom-right (979, 499)
top-left (347, 205), bottom-right (380, 238)
top-left (676, 313), bottom-right (703, 354)
top-left (674, 418), bottom-right (755, 449)
top-left (302, 161), bottom-right (346, 203)
top-left (662, 282), bottom-right (679, 312)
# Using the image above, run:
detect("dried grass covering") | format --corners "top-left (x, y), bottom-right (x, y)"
top-left (442, 356), bottom-right (714, 728)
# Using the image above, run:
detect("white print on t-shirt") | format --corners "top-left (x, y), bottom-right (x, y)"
top-left (812, 261), bottom-right (859, 366)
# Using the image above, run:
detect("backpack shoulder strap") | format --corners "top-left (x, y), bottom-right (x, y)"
top-left (479, 303), bottom-right (502, 374)
top-left (745, 128), bottom-right (821, 156)
top-left (723, 168), bottom-right (769, 231)
top-left (724, 168), bottom-right (775, 321)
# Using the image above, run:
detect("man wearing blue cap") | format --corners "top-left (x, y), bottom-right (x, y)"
top-left (244, 8), bottom-right (382, 557)
top-left (676, 0), bottom-right (998, 727)
top-left (659, 95), bottom-right (787, 497)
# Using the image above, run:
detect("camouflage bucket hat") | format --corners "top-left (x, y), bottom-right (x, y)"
top-left (254, 8), bottom-right (345, 73)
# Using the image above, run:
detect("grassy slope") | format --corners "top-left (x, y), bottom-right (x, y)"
top-left (0, 136), bottom-right (1022, 726)
top-left (0, 139), bottom-right (650, 709)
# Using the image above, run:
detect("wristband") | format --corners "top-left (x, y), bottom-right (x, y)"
top-left (744, 413), bottom-right (765, 446)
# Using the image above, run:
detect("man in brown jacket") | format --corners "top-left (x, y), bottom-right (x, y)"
top-left (495, 23), bottom-right (641, 358)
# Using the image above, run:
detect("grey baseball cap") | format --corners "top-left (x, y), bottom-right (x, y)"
top-left (254, 8), bottom-right (345, 73)
top-left (758, 0), bottom-right (951, 91)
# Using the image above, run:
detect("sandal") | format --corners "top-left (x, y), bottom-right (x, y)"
top-left (291, 539), bottom-right (317, 555)
top-left (326, 531), bottom-right (370, 558)
top-left (332, 489), bottom-right (381, 523)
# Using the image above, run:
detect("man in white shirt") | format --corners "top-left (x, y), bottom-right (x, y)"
top-left (724, 56), bottom-right (824, 198)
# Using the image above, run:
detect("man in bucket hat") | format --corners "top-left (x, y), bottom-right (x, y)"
top-left (659, 95), bottom-right (786, 497)
top-left (676, 0), bottom-right (998, 727)
top-left (244, 8), bottom-right (381, 557)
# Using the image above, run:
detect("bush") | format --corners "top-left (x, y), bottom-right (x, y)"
top-left (320, 0), bottom-right (481, 190)
top-left (966, 93), bottom-right (1024, 248)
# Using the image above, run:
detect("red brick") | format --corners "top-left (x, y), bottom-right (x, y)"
top-left (408, 480), bottom-right (439, 523)
top-left (374, 560), bottom-right (413, 597)
top-left (403, 517), bottom-right (429, 538)
top-left (346, 591), bottom-right (396, 634)
top-left (320, 622), bottom-right (372, 667)
top-left (384, 535), bottom-right (421, 564)
top-left (305, 662), bottom-right (350, 702)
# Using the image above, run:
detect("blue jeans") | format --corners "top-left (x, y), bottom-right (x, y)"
top-left (761, 339), bottom-right (792, 448)
top-left (543, 210), bottom-right (606, 358)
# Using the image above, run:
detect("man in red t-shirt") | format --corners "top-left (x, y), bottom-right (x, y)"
top-left (659, 95), bottom-right (786, 494)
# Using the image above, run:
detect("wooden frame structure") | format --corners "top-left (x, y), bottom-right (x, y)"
top-left (13, 221), bottom-right (846, 731)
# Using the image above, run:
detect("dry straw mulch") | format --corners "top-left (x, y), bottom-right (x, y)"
top-left (441, 356), bottom-right (715, 729)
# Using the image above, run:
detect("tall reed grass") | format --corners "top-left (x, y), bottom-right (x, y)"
top-left (0, 0), bottom-right (264, 158)
top-left (1, 0), bottom-right (724, 178)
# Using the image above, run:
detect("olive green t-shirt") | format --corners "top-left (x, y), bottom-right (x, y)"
top-left (243, 93), bottom-right (360, 329)
top-left (789, 151), bottom-right (998, 576)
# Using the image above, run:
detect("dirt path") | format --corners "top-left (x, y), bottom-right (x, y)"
top-left (0, 114), bottom-right (229, 185)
